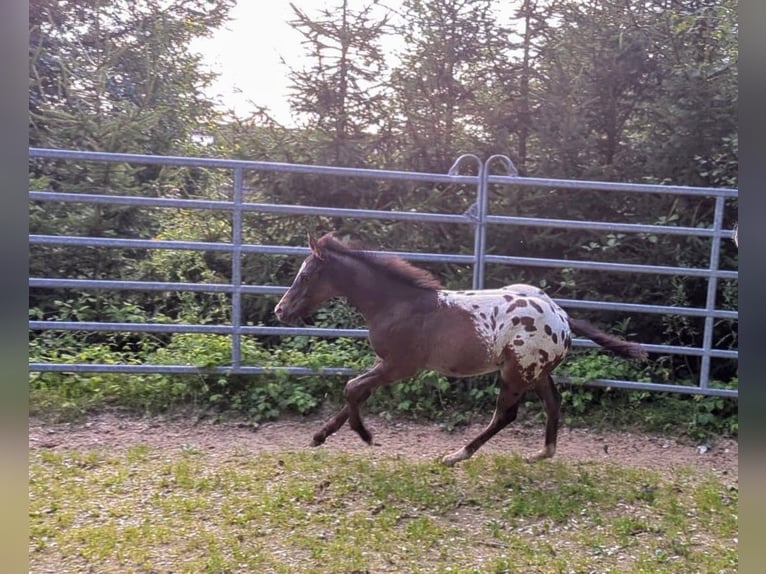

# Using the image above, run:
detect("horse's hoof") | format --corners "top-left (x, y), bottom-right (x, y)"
top-left (352, 425), bottom-right (373, 445)
top-left (311, 434), bottom-right (326, 447)
top-left (524, 447), bottom-right (555, 463)
top-left (441, 448), bottom-right (468, 467)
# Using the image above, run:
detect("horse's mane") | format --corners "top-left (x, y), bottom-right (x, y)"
top-left (315, 233), bottom-right (443, 291)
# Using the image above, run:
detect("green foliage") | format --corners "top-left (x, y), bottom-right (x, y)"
top-left (689, 379), bottom-right (739, 438)
top-left (29, 343), bottom-right (169, 420)
top-left (560, 350), bottom-right (651, 385)
top-left (31, 328), bottom-right (737, 440)
top-left (370, 370), bottom-right (452, 419)
top-left (548, 351), bottom-right (737, 439)
top-left (30, 333), bottom-right (363, 422)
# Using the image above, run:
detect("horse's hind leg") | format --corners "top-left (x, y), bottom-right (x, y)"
top-left (525, 374), bottom-right (561, 463)
top-left (442, 378), bottom-right (526, 466)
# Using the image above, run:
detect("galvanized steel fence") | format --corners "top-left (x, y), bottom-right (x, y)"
top-left (28, 148), bottom-right (738, 398)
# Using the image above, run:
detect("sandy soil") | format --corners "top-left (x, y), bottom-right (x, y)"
top-left (28, 409), bottom-right (738, 486)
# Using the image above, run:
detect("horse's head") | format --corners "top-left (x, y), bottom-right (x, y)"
top-left (274, 235), bottom-right (337, 325)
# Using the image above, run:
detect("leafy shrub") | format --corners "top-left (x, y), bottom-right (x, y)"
top-left (29, 338), bottom-right (169, 420)
top-left (30, 327), bottom-right (737, 439)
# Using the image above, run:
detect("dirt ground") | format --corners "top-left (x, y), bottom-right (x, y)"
top-left (28, 409), bottom-right (738, 486)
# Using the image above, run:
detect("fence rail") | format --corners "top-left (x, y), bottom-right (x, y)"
top-left (28, 148), bottom-right (738, 398)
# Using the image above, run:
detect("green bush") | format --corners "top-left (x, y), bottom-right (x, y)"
top-left (30, 327), bottom-right (737, 440)
top-left (29, 339), bottom-right (170, 420)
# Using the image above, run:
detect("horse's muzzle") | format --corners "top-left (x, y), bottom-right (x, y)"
top-left (274, 303), bottom-right (304, 326)
top-left (274, 302), bottom-right (290, 323)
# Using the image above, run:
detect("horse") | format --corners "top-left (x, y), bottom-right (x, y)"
top-left (274, 232), bottom-right (647, 466)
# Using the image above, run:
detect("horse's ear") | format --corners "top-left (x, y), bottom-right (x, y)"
top-left (308, 232), bottom-right (323, 260)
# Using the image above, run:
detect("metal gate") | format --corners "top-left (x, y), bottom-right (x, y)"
top-left (28, 148), bottom-right (738, 398)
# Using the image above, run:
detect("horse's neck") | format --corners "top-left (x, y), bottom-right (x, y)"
top-left (333, 257), bottom-right (413, 322)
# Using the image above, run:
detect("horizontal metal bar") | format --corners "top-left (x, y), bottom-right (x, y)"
top-left (29, 363), bottom-right (359, 377)
top-left (30, 191), bottom-right (471, 225)
top-left (28, 321), bottom-right (233, 335)
top-left (554, 297), bottom-right (738, 320)
top-left (30, 234), bottom-right (737, 280)
top-left (240, 326), bottom-right (368, 338)
top-left (30, 234), bottom-right (235, 252)
top-left (27, 362), bottom-right (736, 397)
top-left (30, 148), bottom-right (736, 199)
top-left (29, 191), bottom-right (233, 211)
top-left (28, 277), bottom-right (286, 296)
top-left (29, 147), bottom-right (478, 185)
top-left (552, 376), bottom-right (737, 398)
top-left (572, 338), bottom-right (738, 359)
top-left (27, 321), bottom-right (369, 339)
top-left (29, 235), bottom-right (309, 258)
top-left (29, 277), bottom-right (236, 293)
top-left (488, 173), bottom-right (738, 199)
top-left (28, 278), bottom-right (738, 321)
top-left (28, 321), bottom-right (737, 358)
top-left (486, 213), bottom-right (736, 239)
top-left (485, 253), bottom-right (738, 280)
top-left (235, 201), bottom-right (470, 223)
top-left (31, 190), bottom-right (736, 240)
top-left (29, 235), bottom-right (480, 263)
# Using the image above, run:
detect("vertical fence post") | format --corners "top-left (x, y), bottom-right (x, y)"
top-left (698, 194), bottom-right (726, 389)
top-left (475, 155), bottom-right (518, 289)
top-left (231, 167), bottom-right (244, 371)
top-left (448, 154), bottom-right (484, 289)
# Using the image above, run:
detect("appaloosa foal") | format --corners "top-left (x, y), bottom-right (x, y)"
top-left (275, 233), bottom-right (646, 465)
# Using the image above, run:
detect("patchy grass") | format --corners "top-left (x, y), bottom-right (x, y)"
top-left (29, 447), bottom-right (737, 573)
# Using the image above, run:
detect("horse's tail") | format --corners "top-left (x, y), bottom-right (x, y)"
top-left (567, 317), bottom-right (648, 359)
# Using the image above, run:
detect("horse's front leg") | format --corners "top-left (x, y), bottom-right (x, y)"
top-left (310, 359), bottom-right (388, 447)
top-left (312, 358), bottom-right (408, 447)
top-left (345, 360), bottom-right (398, 445)
top-left (311, 404), bottom-right (349, 447)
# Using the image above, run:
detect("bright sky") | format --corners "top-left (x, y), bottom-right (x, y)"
top-left (190, 2), bottom-right (302, 125)
top-left (191, 1), bottom-right (509, 126)
top-left (192, 1), bottom-right (396, 126)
